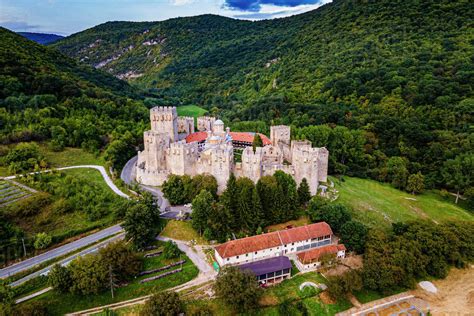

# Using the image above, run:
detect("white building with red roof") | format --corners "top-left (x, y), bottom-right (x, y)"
top-left (214, 222), bottom-right (345, 270)
top-left (136, 106), bottom-right (329, 194)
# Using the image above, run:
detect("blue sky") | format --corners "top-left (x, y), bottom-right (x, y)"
top-left (0, 0), bottom-right (331, 35)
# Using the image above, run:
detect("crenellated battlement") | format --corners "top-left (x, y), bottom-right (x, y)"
top-left (197, 116), bottom-right (216, 132)
top-left (150, 106), bottom-right (177, 114)
top-left (137, 106), bottom-right (329, 195)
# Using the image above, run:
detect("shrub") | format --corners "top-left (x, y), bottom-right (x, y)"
top-left (14, 301), bottom-right (49, 316)
top-left (163, 241), bottom-right (181, 259)
top-left (69, 254), bottom-right (108, 295)
top-left (34, 232), bottom-right (52, 250)
top-left (48, 264), bottom-right (72, 293)
top-left (140, 291), bottom-right (183, 316)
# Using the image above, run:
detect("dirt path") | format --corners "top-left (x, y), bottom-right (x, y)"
top-left (412, 266), bottom-right (474, 316)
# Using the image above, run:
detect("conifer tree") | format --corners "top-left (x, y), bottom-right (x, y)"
top-left (252, 133), bottom-right (263, 153)
top-left (297, 178), bottom-right (312, 206)
top-left (221, 174), bottom-right (239, 230)
top-left (191, 190), bottom-right (214, 235)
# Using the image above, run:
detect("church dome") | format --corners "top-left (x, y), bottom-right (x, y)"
top-left (214, 119), bottom-right (224, 125)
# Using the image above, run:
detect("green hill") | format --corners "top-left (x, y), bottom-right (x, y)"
top-left (52, 0), bottom-right (473, 109)
top-left (52, 0), bottom-right (473, 190)
top-left (0, 27), bottom-right (147, 153)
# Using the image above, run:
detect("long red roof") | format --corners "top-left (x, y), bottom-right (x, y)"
top-left (215, 222), bottom-right (333, 259)
top-left (185, 131), bottom-right (271, 146)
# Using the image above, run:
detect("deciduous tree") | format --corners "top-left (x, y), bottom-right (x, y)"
top-left (48, 264), bottom-right (72, 293)
top-left (406, 172), bottom-right (425, 195)
top-left (340, 221), bottom-right (368, 254)
top-left (214, 266), bottom-right (262, 312)
top-left (442, 154), bottom-right (473, 203)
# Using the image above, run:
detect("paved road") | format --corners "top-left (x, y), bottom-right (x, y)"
top-left (120, 156), bottom-right (137, 186)
top-left (4, 165), bottom-right (130, 199)
top-left (15, 287), bottom-right (52, 304)
top-left (121, 156), bottom-right (187, 217)
top-left (10, 233), bottom-right (124, 287)
top-left (68, 237), bottom-right (217, 315)
top-left (157, 236), bottom-right (214, 274)
top-left (0, 224), bottom-right (123, 279)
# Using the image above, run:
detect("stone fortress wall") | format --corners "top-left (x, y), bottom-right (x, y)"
top-left (136, 106), bottom-right (329, 195)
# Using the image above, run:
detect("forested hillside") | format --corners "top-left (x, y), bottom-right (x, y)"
top-left (52, 0), bottom-right (473, 192)
top-left (0, 27), bottom-right (147, 156)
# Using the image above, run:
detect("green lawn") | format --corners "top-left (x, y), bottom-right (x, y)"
top-left (27, 244), bottom-right (199, 315)
top-left (260, 272), bottom-right (327, 305)
top-left (333, 176), bottom-right (473, 228)
top-left (176, 105), bottom-right (208, 118)
top-left (160, 220), bottom-right (208, 245)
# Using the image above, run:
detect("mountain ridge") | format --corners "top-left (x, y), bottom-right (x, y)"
top-left (18, 32), bottom-right (64, 44)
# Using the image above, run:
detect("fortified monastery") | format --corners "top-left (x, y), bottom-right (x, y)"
top-left (136, 106), bottom-right (329, 194)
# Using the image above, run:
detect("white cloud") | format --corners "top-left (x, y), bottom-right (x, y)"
top-left (171, 0), bottom-right (195, 6)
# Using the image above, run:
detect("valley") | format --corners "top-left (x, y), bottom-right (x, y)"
top-left (1, 0), bottom-right (473, 315)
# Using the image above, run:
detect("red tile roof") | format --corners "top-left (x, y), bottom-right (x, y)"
top-left (296, 244), bottom-right (346, 264)
top-left (230, 132), bottom-right (272, 146)
top-left (215, 232), bottom-right (282, 259)
top-left (278, 222), bottom-right (332, 244)
top-left (185, 131), bottom-right (271, 146)
top-left (185, 131), bottom-right (207, 143)
top-left (215, 222), bottom-right (334, 259)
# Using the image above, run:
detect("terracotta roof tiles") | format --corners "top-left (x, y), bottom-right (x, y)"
top-left (296, 244), bottom-right (345, 264)
top-left (185, 131), bottom-right (271, 146)
top-left (215, 222), bottom-right (334, 259)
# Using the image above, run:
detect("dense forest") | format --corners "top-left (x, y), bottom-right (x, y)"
top-left (51, 0), bottom-right (473, 192)
top-left (0, 28), bottom-right (147, 164)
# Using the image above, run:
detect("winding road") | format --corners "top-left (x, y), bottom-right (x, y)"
top-left (1, 159), bottom-right (181, 280)
top-left (4, 165), bottom-right (130, 199)
top-left (0, 165), bottom-right (129, 279)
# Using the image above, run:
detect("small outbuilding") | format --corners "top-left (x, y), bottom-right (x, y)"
top-left (296, 244), bottom-right (346, 271)
top-left (238, 256), bottom-right (292, 285)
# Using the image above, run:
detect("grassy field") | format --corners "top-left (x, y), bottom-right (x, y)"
top-left (0, 142), bottom-right (104, 177)
top-left (176, 105), bottom-right (208, 118)
top-left (27, 243), bottom-right (199, 315)
top-left (160, 220), bottom-right (208, 245)
top-left (39, 144), bottom-right (104, 167)
top-left (333, 176), bottom-right (473, 228)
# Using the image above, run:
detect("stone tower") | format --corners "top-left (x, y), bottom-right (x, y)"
top-left (197, 116), bottom-right (216, 132)
top-left (150, 106), bottom-right (178, 142)
top-left (271, 125), bottom-right (291, 162)
top-left (270, 125), bottom-right (290, 146)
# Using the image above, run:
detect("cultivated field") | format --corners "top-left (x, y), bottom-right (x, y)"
top-left (333, 177), bottom-right (473, 228)
top-left (0, 180), bottom-right (35, 208)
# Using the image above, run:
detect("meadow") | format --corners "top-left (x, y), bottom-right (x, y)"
top-left (332, 176), bottom-right (473, 228)
top-left (176, 105), bottom-right (208, 118)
